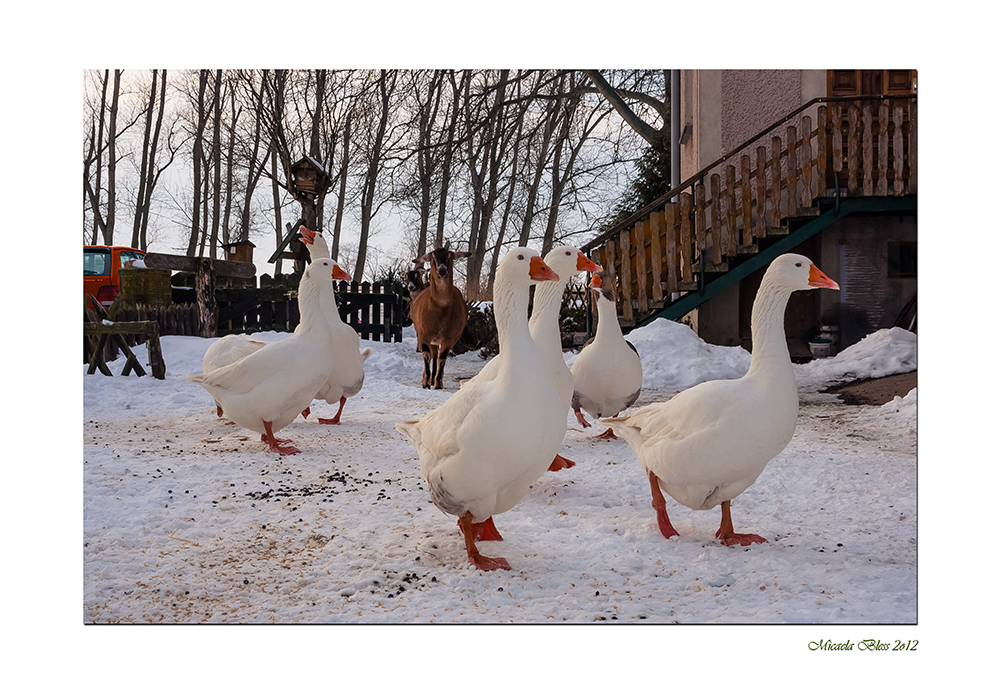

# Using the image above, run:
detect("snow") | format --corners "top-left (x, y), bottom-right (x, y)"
top-left (83, 320), bottom-right (916, 623)
top-left (75, 318), bottom-right (927, 682)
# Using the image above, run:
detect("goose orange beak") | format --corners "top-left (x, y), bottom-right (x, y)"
top-left (299, 226), bottom-right (316, 245)
top-left (529, 256), bottom-right (559, 282)
top-left (576, 253), bottom-right (602, 273)
top-left (331, 264), bottom-right (352, 282)
top-left (590, 274), bottom-right (603, 288)
top-left (808, 264), bottom-right (839, 290)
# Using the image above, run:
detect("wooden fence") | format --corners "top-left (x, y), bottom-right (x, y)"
top-left (86, 277), bottom-right (406, 364)
top-left (582, 95), bottom-right (917, 325)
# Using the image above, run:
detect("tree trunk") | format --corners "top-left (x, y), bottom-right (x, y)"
top-left (355, 70), bottom-right (394, 282)
top-left (331, 113), bottom-right (350, 262)
top-left (140, 70), bottom-right (168, 251)
top-left (104, 70), bottom-right (121, 245)
top-left (188, 70), bottom-right (208, 256)
top-left (271, 146), bottom-right (284, 274)
top-left (222, 82), bottom-right (236, 247)
top-left (131, 70), bottom-right (156, 249)
top-left (210, 69), bottom-right (223, 259)
top-left (92, 70), bottom-right (109, 245)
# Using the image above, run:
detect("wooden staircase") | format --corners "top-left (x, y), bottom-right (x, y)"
top-left (580, 94), bottom-right (917, 331)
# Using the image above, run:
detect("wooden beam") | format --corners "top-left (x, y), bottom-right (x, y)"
top-left (143, 253), bottom-right (255, 278)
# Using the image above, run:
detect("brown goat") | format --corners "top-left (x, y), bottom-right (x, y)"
top-left (410, 243), bottom-right (470, 389)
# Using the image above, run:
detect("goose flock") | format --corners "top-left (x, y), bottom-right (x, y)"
top-left (188, 231), bottom-right (839, 571)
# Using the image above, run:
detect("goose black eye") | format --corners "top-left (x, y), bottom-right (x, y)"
top-left (795, 262), bottom-right (802, 267)
top-left (517, 254), bottom-right (524, 260)
top-left (565, 251), bottom-right (571, 256)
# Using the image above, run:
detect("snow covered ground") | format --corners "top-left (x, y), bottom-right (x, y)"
top-left (71, 319), bottom-right (937, 684)
top-left (82, 321), bottom-right (917, 625)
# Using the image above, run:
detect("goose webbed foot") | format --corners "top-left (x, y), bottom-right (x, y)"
top-left (548, 454), bottom-right (576, 472)
top-left (318, 396), bottom-right (347, 425)
top-left (715, 500), bottom-right (767, 546)
top-left (261, 421), bottom-right (300, 456)
top-left (648, 470), bottom-right (680, 540)
top-left (459, 512), bottom-right (511, 571)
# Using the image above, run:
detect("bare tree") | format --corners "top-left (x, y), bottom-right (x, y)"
top-left (354, 69), bottom-right (400, 282)
top-left (130, 70), bottom-right (171, 250)
top-left (582, 70), bottom-right (670, 148)
top-left (187, 70), bottom-right (209, 255)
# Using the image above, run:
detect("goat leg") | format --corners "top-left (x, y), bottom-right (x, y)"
top-left (434, 351), bottom-right (448, 389)
top-left (421, 345), bottom-right (433, 389)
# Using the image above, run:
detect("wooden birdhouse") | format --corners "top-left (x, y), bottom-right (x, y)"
top-left (291, 156), bottom-right (333, 195)
top-left (222, 240), bottom-right (255, 264)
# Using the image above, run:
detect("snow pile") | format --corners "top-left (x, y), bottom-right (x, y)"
top-left (877, 387), bottom-right (917, 425)
top-left (567, 318), bottom-right (751, 392)
top-left (796, 327), bottom-right (916, 391)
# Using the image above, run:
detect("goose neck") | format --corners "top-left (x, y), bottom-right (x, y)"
top-left (747, 277), bottom-right (793, 377)
top-left (529, 279), bottom-right (567, 330)
top-left (594, 295), bottom-right (623, 340)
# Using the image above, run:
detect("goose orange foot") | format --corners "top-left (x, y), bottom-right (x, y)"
top-left (548, 454), bottom-right (576, 471)
top-left (459, 512), bottom-right (511, 571)
top-left (715, 500), bottom-right (766, 546)
top-left (261, 421), bottom-right (301, 456)
top-left (574, 410), bottom-right (591, 428)
top-left (648, 470), bottom-right (680, 540)
top-left (301, 407), bottom-right (310, 419)
top-left (457, 515), bottom-right (504, 542)
top-left (595, 428), bottom-right (618, 440)
top-left (318, 397), bottom-right (347, 425)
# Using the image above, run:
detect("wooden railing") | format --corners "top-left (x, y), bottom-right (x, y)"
top-left (582, 95), bottom-right (917, 324)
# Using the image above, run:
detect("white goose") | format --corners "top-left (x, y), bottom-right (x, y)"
top-left (570, 271), bottom-right (643, 439)
top-left (604, 254), bottom-right (839, 545)
top-left (187, 257), bottom-right (350, 455)
top-left (202, 333), bottom-right (268, 419)
top-left (201, 228), bottom-right (371, 425)
top-left (299, 226), bottom-right (373, 424)
top-left (395, 248), bottom-right (565, 571)
top-left (466, 245), bottom-right (601, 471)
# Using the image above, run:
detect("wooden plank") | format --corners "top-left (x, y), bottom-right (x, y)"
top-left (725, 165), bottom-right (738, 256)
top-left (603, 237), bottom-right (617, 289)
top-left (878, 101), bottom-right (890, 196)
top-left (709, 174), bottom-right (723, 264)
top-left (800, 115), bottom-right (813, 206)
top-left (144, 253), bottom-right (255, 278)
top-left (908, 99), bottom-right (917, 194)
top-left (770, 136), bottom-right (782, 226)
top-left (755, 146), bottom-right (767, 236)
top-left (649, 210), bottom-right (664, 303)
top-left (665, 203), bottom-right (679, 294)
top-left (895, 100), bottom-right (906, 195)
top-left (619, 227), bottom-right (633, 322)
top-left (786, 125), bottom-right (798, 215)
top-left (863, 102), bottom-right (874, 195)
top-left (848, 104), bottom-right (860, 194)
top-left (694, 182), bottom-right (707, 259)
top-left (84, 320), bottom-right (161, 336)
top-left (832, 102), bottom-right (844, 173)
top-left (679, 193), bottom-right (693, 284)
top-left (740, 155), bottom-right (752, 247)
top-left (817, 105), bottom-right (829, 197)
top-left (634, 220), bottom-right (648, 314)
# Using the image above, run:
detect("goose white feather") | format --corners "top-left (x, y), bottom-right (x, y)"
top-left (604, 253), bottom-right (839, 545)
top-left (395, 248), bottom-right (565, 570)
top-left (570, 271), bottom-right (642, 436)
top-left (187, 258), bottom-right (344, 455)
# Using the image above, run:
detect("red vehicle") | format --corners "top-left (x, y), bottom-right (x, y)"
top-left (84, 245), bottom-right (145, 309)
